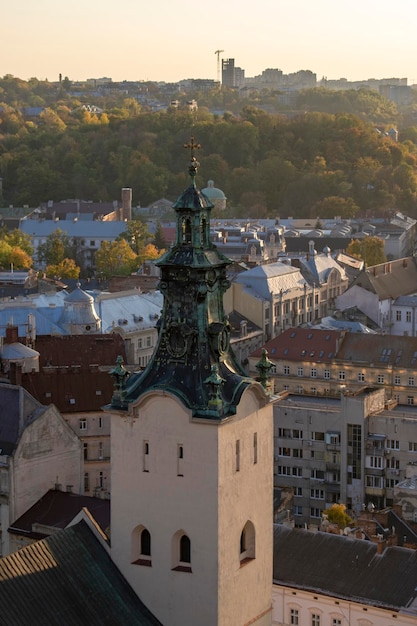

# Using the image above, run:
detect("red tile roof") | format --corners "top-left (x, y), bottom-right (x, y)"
top-left (21, 334), bottom-right (127, 412)
top-left (251, 328), bottom-right (344, 363)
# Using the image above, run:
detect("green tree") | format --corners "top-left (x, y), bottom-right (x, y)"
top-left (346, 236), bottom-right (387, 267)
top-left (95, 239), bottom-right (137, 279)
top-left (153, 221), bottom-right (168, 251)
top-left (37, 229), bottom-right (72, 266)
top-left (118, 219), bottom-right (150, 255)
top-left (312, 196), bottom-right (360, 219)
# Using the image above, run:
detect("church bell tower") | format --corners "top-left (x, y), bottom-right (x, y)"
top-left (108, 139), bottom-right (273, 626)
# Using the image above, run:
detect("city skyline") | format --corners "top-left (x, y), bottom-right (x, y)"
top-left (4, 0), bottom-right (417, 84)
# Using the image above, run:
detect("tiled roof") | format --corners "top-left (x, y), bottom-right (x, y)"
top-left (251, 328), bottom-right (344, 363)
top-left (353, 257), bottom-right (417, 299)
top-left (21, 334), bottom-right (126, 413)
top-left (273, 525), bottom-right (417, 610)
top-left (0, 520), bottom-right (162, 625)
top-left (9, 489), bottom-right (110, 540)
top-left (337, 332), bottom-right (417, 368)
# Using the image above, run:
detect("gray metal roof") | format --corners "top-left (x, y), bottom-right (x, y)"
top-left (235, 262), bottom-right (308, 300)
top-left (0, 290), bottom-right (163, 337)
top-left (273, 525), bottom-right (417, 611)
top-left (20, 219), bottom-right (127, 238)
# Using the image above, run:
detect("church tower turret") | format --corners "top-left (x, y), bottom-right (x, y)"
top-left (108, 140), bottom-right (273, 626)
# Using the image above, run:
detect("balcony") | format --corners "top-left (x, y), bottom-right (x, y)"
top-left (365, 486), bottom-right (385, 497)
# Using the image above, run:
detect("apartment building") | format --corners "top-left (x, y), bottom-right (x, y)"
top-left (273, 387), bottom-right (417, 527)
top-left (249, 327), bottom-right (417, 406)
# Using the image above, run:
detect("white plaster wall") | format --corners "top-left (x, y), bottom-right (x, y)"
top-left (335, 285), bottom-right (380, 325)
top-left (110, 385), bottom-right (273, 626)
top-left (12, 405), bottom-right (83, 522)
top-left (272, 584), bottom-right (417, 625)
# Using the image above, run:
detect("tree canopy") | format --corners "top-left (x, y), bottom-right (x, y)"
top-left (2, 75), bottom-right (417, 220)
top-left (346, 236), bottom-right (387, 267)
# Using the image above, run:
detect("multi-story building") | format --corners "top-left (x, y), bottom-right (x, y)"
top-left (272, 525), bottom-right (417, 626)
top-left (249, 327), bottom-right (417, 406)
top-left (336, 256), bottom-right (417, 332)
top-left (1, 330), bottom-right (127, 499)
top-left (390, 294), bottom-right (417, 337)
top-left (273, 386), bottom-right (417, 527)
top-left (0, 382), bottom-right (82, 555)
top-left (228, 244), bottom-right (348, 342)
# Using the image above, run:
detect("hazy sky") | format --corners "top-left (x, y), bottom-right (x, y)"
top-left (4, 0), bottom-right (417, 84)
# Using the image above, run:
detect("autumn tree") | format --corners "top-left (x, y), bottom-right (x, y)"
top-left (323, 503), bottom-right (353, 529)
top-left (346, 236), bottom-right (387, 267)
top-left (3, 229), bottom-right (34, 257)
top-left (45, 258), bottom-right (80, 279)
top-left (135, 243), bottom-right (165, 269)
top-left (0, 240), bottom-right (33, 269)
top-left (94, 239), bottom-right (137, 279)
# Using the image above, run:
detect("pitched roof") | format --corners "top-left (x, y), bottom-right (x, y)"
top-left (235, 262), bottom-right (308, 300)
top-left (298, 250), bottom-right (347, 286)
top-left (0, 384), bottom-right (44, 455)
top-left (0, 520), bottom-right (161, 625)
top-left (251, 328), bottom-right (344, 363)
top-left (273, 525), bottom-right (417, 610)
top-left (20, 219), bottom-right (127, 239)
top-left (21, 334), bottom-right (126, 413)
top-left (337, 332), bottom-right (417, 368)
top-left (352, 257), bottom-right (417, 299)
top-left (9, 489), bottom-right (110, 540)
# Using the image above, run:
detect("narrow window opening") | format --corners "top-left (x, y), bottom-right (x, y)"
top-left (177, 444), bottom-right (184, 476)
top-left (143, 440), bottom-right (149, 472)
top-left (253, 432), bottom-right (258, 464)
top-left (236, 439), bottom-right (240, 472)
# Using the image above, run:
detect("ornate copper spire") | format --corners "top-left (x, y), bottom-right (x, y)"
top-left (108, 139), bottom-right (261, 419)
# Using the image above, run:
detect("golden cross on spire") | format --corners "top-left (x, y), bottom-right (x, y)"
top-left (184, 136), bottom-right (201, 179)
top-left (184, 136), bottom-right (201, 160)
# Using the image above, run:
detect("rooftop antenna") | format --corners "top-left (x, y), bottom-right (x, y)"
top-left (214, 49), bottom-right (224, 84)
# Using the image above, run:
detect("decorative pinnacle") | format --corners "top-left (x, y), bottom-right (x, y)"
top-left (184, 136), bottom-right (201, 179)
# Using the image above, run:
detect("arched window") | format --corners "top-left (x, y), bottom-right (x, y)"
top-left (172, 530), bottom-right (192, 572)
top-left (180, 535), bottom-right (191, 563)
top-left (141, 528), bottom-right (151, 557)
top-left (131, 525), bottom-right (152, 566)
top-left (239, 520), bottom-right (255, 565)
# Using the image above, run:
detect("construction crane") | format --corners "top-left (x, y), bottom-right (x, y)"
top-left (214, 49), bottom-right (224, 84)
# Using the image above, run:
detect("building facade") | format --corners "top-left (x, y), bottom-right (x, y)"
top-left (273, 387), bottom-right (417, 526)
top-left (249, 328), bottom-right (417, 407)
